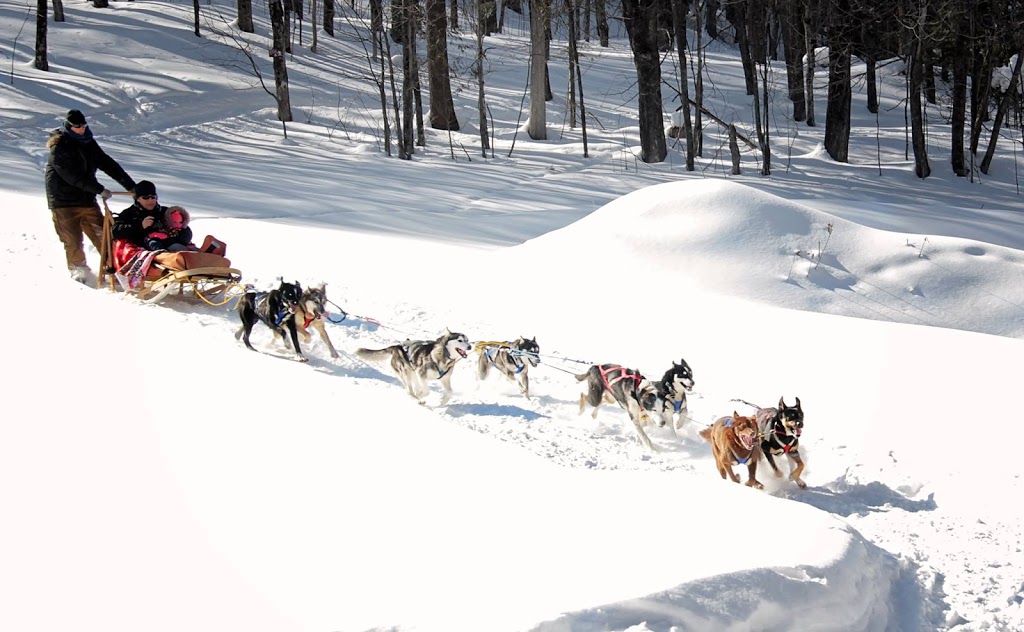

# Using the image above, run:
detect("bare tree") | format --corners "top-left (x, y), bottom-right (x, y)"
top-left (693, 0), bottom-right (705, 154)
top-left (779, 0), bottom-right (806, 121)
top-left (52, 0), bottom-right (64, 22)
top-left (474, 1), bottom-right (491, 157)
top-left (269, 0), bottom-right (294, 128)
top-left (427, 0), bottom-right (460, 129)
top-left (981, 51), bottom-right (1023, 174)
top-left (672, 0), bottom-right (694, 169)
top-left (34, 0), bottom-right (48, 71)
top-left (324, 0), bottom-right (335, 36)
top-left (823, 0), bottom-right (852, 162)
top-left (193, 0), bottom-right (201, 36)
top-left (622, 0), bottom-right (668, 162)
top-left (237, 0), bottom-right (254, 33)
top-left (595, 0), bottom-right (609, 46)
top-left (908, 4), bottom-right (930, 178)
top-left (528, 0), bottom-right (548, 139)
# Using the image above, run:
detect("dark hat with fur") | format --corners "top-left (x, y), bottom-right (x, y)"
top-left (65, 109), bottom-right (87, 127)
top-left (134, 180), bottom-right (157, 199)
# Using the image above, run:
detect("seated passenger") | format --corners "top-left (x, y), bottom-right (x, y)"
top-left (112, 179), bottom-right (163, 248)
top-left (144, 206), bottom-right (198, 252)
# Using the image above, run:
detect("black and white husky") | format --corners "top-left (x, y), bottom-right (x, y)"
top-left (356, 329), bottom-right (472, 405)
top-left (576, 364), bottom-right (663, 451)
top-left (653, 358), bottom-right (695, 431)
top-left (475, 337), bottom-right (540, 399)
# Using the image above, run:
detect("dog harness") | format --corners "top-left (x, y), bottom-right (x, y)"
top-left (253, 292), bottom-right (292, 327)
top-left (600, 365), bottom-right (643, 392)
top-left (484, 345), bottom-right (526, 374)
top-left (770, 428), bottom-right (799, 454)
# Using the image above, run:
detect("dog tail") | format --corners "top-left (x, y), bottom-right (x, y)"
top-left (698, 427), bottom-right (712, 442)
top-left (575, 371), bottom-right (590, 382)
top-left (355, 347), bottom-right (392, 362)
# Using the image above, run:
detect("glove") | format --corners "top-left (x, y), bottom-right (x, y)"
top-left (100, 189), bottom-right (113, 200)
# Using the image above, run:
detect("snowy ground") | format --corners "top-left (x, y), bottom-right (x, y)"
top-left (1, 1), bottom-right (1024, 631)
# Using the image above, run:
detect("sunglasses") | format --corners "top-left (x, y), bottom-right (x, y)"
top-left (70, 123), bottom-right (88, 130)
top-left (137, 195), bottom-right (157, 200)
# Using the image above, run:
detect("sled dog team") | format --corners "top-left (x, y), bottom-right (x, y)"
top-left (237, 279), bottom-right (807, 490)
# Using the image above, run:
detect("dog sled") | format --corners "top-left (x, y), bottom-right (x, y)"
top-left (97, 200), bottom-right (243, 305)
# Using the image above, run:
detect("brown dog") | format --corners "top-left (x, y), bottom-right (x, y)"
top-left (699, 412), bottom-right (763, 489)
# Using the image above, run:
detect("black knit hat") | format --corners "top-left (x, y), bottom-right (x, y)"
top-left (134, 180), bottom-right (157, 199)
top-left (65, 109), bottom-right (87, 127)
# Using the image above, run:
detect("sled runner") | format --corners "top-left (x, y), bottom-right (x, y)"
top-left (97, 203), bottom-right (243, 305)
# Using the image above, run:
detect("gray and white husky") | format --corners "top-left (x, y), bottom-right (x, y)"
top-left (356, 329), bottom-right (472, 405)
top-left (576, 364), bottom-right (663, 451)
top-left (475, 337), bottom-right (540, 399)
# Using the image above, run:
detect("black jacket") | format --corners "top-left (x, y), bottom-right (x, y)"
top-left (113, 202), bottom-right (167, 246)
top-left (44, 126), bottom-right (135, 209)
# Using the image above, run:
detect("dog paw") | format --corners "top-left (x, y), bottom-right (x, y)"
top-left (795, 480), bottom-right (807, 489)
top-left (296, 356), bottom-right (308, 363)
top-left (747, 480), bottom-right (765, 490)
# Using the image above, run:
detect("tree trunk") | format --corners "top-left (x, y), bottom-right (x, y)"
top-left (51, 0), bottom-right (64, 22)
top-left (481, 0), bottom-right (498, 34)
top-left (779, 0), bottom-right (806, 121)
top-left (311, 0), bottom-right (318, 52)
top-left (426, 0), bottom-right (459, 130)
top-left (969, 47), bottom-right (992, 154)
top-left (803, 9), bottom-right (815, 126)
top-left (34, 0), bottom-right (48, 71)
top-left (729, 124), bottom-right (741, 174)
top-left (323, 0), bottom-right (335, 36)
top-left (193, 0), bottom-right (201, 36)
top-left (450, 0), bottom-right (458, 30)
top-left (865, 54), bottom-right (878, 113)
top-left (476, 12), bottom-right (490, 156)
top-left (270, 0), bottom-right (293, 123)
top-left (824, 43), bottom-right (851, 162)
top-left (528, 0), bottom-right (548, 139)
top-left (623, 0), bottom-right (668, 163)
top-left (237, 0), bottom-right (254, 33)
top-left (370, 0), bottom-right (383, 58)
top-left (570, 0), bottom-right (590, 157)
top-left (728, 1), bottom-right (756, 95)
top-left (567, 0), bottom-right (577, 128)
top-left (595, 0), bottom-right (609, 47)
top-left (92, 0), bottom-right (108, 8)
top-left (981, 51), bottom-right (1024, 174)
top-left (402, 0), bottom-right (416, 156)
top-left (909, 42), bottom-right (930, 178)
top-left (705, 0), bottom-right (719, 39)
top-left (950, 16), bottom-right (968, 176)
top-left (672, 0), bottom-right (694, 170)
top-left (693, 0), bottom-right (704, 155)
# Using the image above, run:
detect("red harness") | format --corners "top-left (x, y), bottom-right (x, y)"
top-left (599, 365), bottom-right (644, 391)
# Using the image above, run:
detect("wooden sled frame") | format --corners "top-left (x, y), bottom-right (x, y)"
top-left (97, 201), bottom-right (244, 305)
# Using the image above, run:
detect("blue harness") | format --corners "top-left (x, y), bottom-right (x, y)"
top-left (254, 292), bottom-right (291, 326)
top-left (485, 345), bottom-right (525, 374)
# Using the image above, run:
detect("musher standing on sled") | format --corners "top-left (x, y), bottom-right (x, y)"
top-left (44, 109), bottom-right (137, 283)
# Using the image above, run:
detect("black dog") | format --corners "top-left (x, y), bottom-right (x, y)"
top-left (755, 397), bottom-right (806, 488)
top-left (235, 280), bottom-right (307, 363)
top-left (653, 358), bottom-right (695, 431)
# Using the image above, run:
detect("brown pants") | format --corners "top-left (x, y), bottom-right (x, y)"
top-left (51, 205), bottom-right (104, 270)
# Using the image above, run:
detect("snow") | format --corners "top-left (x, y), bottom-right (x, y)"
top-left (1, 1), bottom-right (1023, 631)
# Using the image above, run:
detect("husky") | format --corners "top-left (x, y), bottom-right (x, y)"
top-left (653, 358), bottom-right (695, 431)
top-left (756, 397), bottom-right (807, 489)
top-left (285, 284), bottom-right (340, 359)
top-left (475, 337), bottom-right (540, 399)
top-left (576, 364), bottom-right (662, 451)
top-left (700, 412), bottom-right (763, 489)
top-left (235, 280), bottom-right (306, 362)
top-left (356, 329), bottom-right (472, 405)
